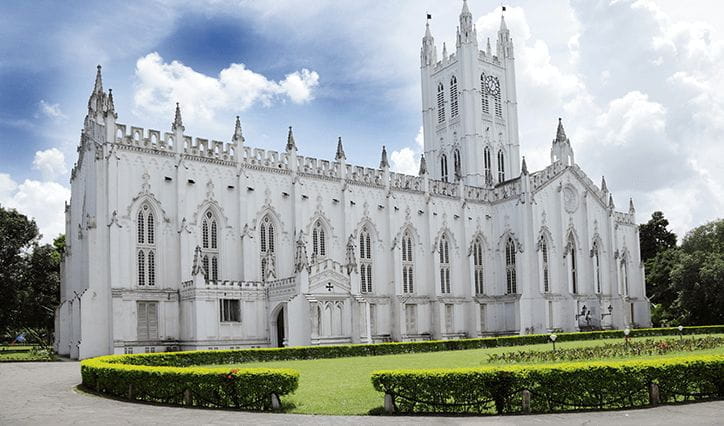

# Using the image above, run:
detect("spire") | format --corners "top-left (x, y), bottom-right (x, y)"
top-left (172, 102), bottom-right (184, 132)
top-left (500, 14), bottom-right (508, 32)
top-left (556, 117), bottom-right (567, 142)
top-left (442, 42), bottom-right (447, 59)
top-left (461, 0), bottom-right (471, 16)
top-left (335, 137), bottom-right (346, 161)
top-left (609, 194), bottom-right (615, 209)
top-left (232, 116), bottom-right (244, 143)
top-left (106, 88), bottom-right (116, 117)
top-left (421, 20), bottom-right (436, 66)
top-left (601, 176), bottom-right (608, 193)
top-left (93, 65), bottom-right (103, 93)
top-left (418, 154), bottom-right (427, 176)
top-left (379, 146), bottom-right (389, 169)
top-left (629, 197), bottom-right (635, 213)
top-left (424, 21), bottom-right (432, 40)
top-left (521, 156), bottom-right (528, 175)
top-left (459, 0), bottom-right (474, 41)
top-left (286, 126), bottom-right (296, 151)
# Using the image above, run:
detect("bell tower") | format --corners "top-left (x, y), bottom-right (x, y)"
top-left (420, 2), bottom-right (520, 187)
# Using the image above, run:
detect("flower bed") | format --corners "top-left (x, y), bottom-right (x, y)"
top-left (486, 336), bottom-right (724, 364)
top-left (80, 354), bottom-right (298, 411)
top-left (371, 354), bottom-right (724, 414)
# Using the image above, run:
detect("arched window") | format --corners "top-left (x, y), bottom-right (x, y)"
top-left (592, 241), bottom-right (601, 294)
top-left (439, 235), bottom-right (451, 294)
top-left (401, 231), bottom-right (414, 293)
top-left (260, 215), bottom-right (275, 280)
top-left (201, 210), bottom-right (219, 281)
top-left (473, 238), bottom-right (484, 295)
top-left (312, 220), bottom-right (327, 259)
top-left (505, 237), bottom-right (517, 294)
top-left (450, 76), bottom-right (459, 118)
top-left (484, 146), bottom-right (492, 183)
top-left (480, 73), bottom-right (489, 114)
top-left (437, 82), bottom-right (445, 123)
top-left (621, 254), bottom-right (629, 296)
top-left (359, 227), bottom-right (373, 293)
top-left (497, 149), bottom-right (505, 182)
top-left (137, 203), bottom-right (156, 286)
top-left (440, 154), bottom-right (449, 182)
top-left (568, 234), bottom-right (577, 294)
top-left (453, 149), bottom-right (461, 181)
top-left (540, 235), bottom-right (550, 293)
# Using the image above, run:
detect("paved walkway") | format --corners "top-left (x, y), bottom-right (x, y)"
top-left (1, 361), bottom-right (722, 425)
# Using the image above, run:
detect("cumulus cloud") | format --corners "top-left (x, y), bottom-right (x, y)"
top-left (133, 52), bottom-right (320, 124)
top-left (390, 126), bottom-right (423, 175)
top-left (32, 148), bottom-right (67, 180)
top-left (0, 173), bottom-right (70, 243)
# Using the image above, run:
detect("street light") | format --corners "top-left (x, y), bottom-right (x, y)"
top-left (550, 333), bottom-right (557, 352)
top-left (678, 325), bottom-right (684, 340)
top-left (624, 327), bottom-right (631, 346)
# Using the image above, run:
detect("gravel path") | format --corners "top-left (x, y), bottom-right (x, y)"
top-left (1, 361), bottom-right (722, 425)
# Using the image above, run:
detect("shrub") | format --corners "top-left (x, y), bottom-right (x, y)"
top-left (371, 355), bottom-right (724, 414)
top-left (81, 354), bottom-right (298, 411)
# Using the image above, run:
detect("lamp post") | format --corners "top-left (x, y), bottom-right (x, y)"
top-left (624, 327), bottom-right (631, 346)
top-left (549, 334), bottom-right (557, 352)
top-left (678, 325), bottom-right (684, 340)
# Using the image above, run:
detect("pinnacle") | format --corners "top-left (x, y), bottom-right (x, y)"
top-left (93, 64), bottom-right (103, 93)
top-left (379, 145), bottom-right (389, 169)
top-left (286, 126), bottom-right (296, 151)
top-left (521, 156), bottom-right (528, 175)
top-left (232, 115), bottom-right (244, 143)
top-left (172, 102), bottom-right (184, 132)
top-left (556, 117), bottom-right (567, 142)
top-left (418, 154), bottom-right (427, 176)
top-left (335, 136), bottom-right (346, 161)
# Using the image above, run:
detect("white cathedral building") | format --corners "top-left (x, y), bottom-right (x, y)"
top-left (55, 3), bottom-right (650, 360)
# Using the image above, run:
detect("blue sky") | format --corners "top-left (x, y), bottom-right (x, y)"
top-left (1, 0), bottom-right (723, 242)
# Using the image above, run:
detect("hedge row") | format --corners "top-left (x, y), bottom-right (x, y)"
top-left (81, 355), bottom-right (298, 410)
top-left (371, 354), bottom-right (724, 414)
top-left (120, 325), bottom-right (724, 367)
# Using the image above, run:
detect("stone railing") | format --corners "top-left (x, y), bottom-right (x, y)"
top-left (429, 180), bottom-right (460, 198)
top-left (390, 172), bottom-right (424, 192)
top-left (309, 258), bottom-right (347, 276)
top-left (298, 155), bottom-right (340, 179)
top-left (241, 146), bottom-right (289, 170)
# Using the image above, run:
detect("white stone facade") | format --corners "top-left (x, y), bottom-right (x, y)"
top-left (55, 3), bottom-right (650, 360)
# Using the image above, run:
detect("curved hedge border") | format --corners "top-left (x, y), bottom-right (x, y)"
top-left (107, 326), bottom-right (724, 368)
top-left (371, 355), bottom-right (724, 414)
top-left (81, 354), bottom-right (298, 410)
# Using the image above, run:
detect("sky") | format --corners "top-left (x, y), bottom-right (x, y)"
top-left (0, 0), bottom-right (723, 243)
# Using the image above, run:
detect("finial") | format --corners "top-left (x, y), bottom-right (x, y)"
top-left (94, 64), bottom-right (103, 93)
top-left (556, 117), bottom-right (567, 142)
top-left (172, 102), bottom-right (184, 132)
top-left (286, 126), bottom-right (296, 151)
top-left (609, 194), bottom-right (615, 209)
top-left (629, 197), bottom-right (635, 213)
top-left (106, 88), bottom-right (116, 117)
top-left (521, 156), bottom-right (528, 175)
top-left (232, 115), bottom-right (244, 143)
top-left (379, 145), bottom-right (389, 169)
top-left (418, 154), bottom-right (427, 176)
top-left (335, 136), bottom-right (346, 161)
top-left (442, 42), bottom-right (447, 58)
top-left (601, 176), bottom-right (608, 192)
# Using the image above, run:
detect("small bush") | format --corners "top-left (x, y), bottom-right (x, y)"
top-left (371, 355), bottom-right (724, 414)
top-left (81, 355), bottom-right (298, 411)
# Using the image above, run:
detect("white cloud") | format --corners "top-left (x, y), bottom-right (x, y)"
top-left (0, 173), bottom-right (70, 243)
top-left (38, 100), bottom-right (66, 120)
top-left (133, 52), bottom-right (320, 125)
top-left (390, 126), bottom-right (423, 175)
top-left (32, 148), bottom-right (67, 180)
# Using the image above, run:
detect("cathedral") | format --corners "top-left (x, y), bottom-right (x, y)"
top-left (55, 2), bottom-right (650, 360)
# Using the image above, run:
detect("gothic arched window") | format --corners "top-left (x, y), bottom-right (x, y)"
top-left (505, 237), bottom-right (517, 294)
top-left (437, 82), bottom-right (445, 123)
top-left (473, 238), bottom-right (485, 295)
top-left (568, 234), bottom-right (578, 294)
top-left (260, 215), bottom-right (275, 280)
top-left (359, 227), bottom-right (373, 293)
top-left (401, 231), bottom-right (414, 294)
top-left (312, 220), bottom-right (327, 259)
top-left (453, 149), bottom-right (461, 181)
top-left (136, 203), bottom-right (156, 286)
top-left (484, 146), bottom-right (492, 182)
top-left (480, 73), bottom-right (489, 114)
top-left (201, 210), bottom-right (219, 281)
top-left (497, 149), bottom-right (505, 182)
top-left (621, 254), bottom-right (629, 296)
top-left (439, 234), bottom-right (451, 294)
top-left (440, 154), bottom-right (449, 182)
top-left (592, 241), bottom-right (601, 294)
top-left (450, 76), bottom-right (459, 118)
top-left (540, 235), bottom-right (550, 293)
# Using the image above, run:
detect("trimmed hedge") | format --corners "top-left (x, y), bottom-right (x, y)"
top-left (371, 355), bottom-right (724, 414)
top-left (119, 325), bottom-right (724, 367)
top-left (81, 354), bottom-right (298, 410)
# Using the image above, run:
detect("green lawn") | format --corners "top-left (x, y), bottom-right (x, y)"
top-left (207, 334), bottom-right (724, 415)
top-left (0, 345), bottom-right (56, 362)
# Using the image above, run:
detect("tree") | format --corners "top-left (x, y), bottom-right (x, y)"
top-left (639, 211), bottom-right (677, 263)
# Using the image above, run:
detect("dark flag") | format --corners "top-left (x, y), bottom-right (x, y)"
top-left (427, 13), bottom-right (432, 20)
top-left (502, 6), bottom-right (507, 11)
